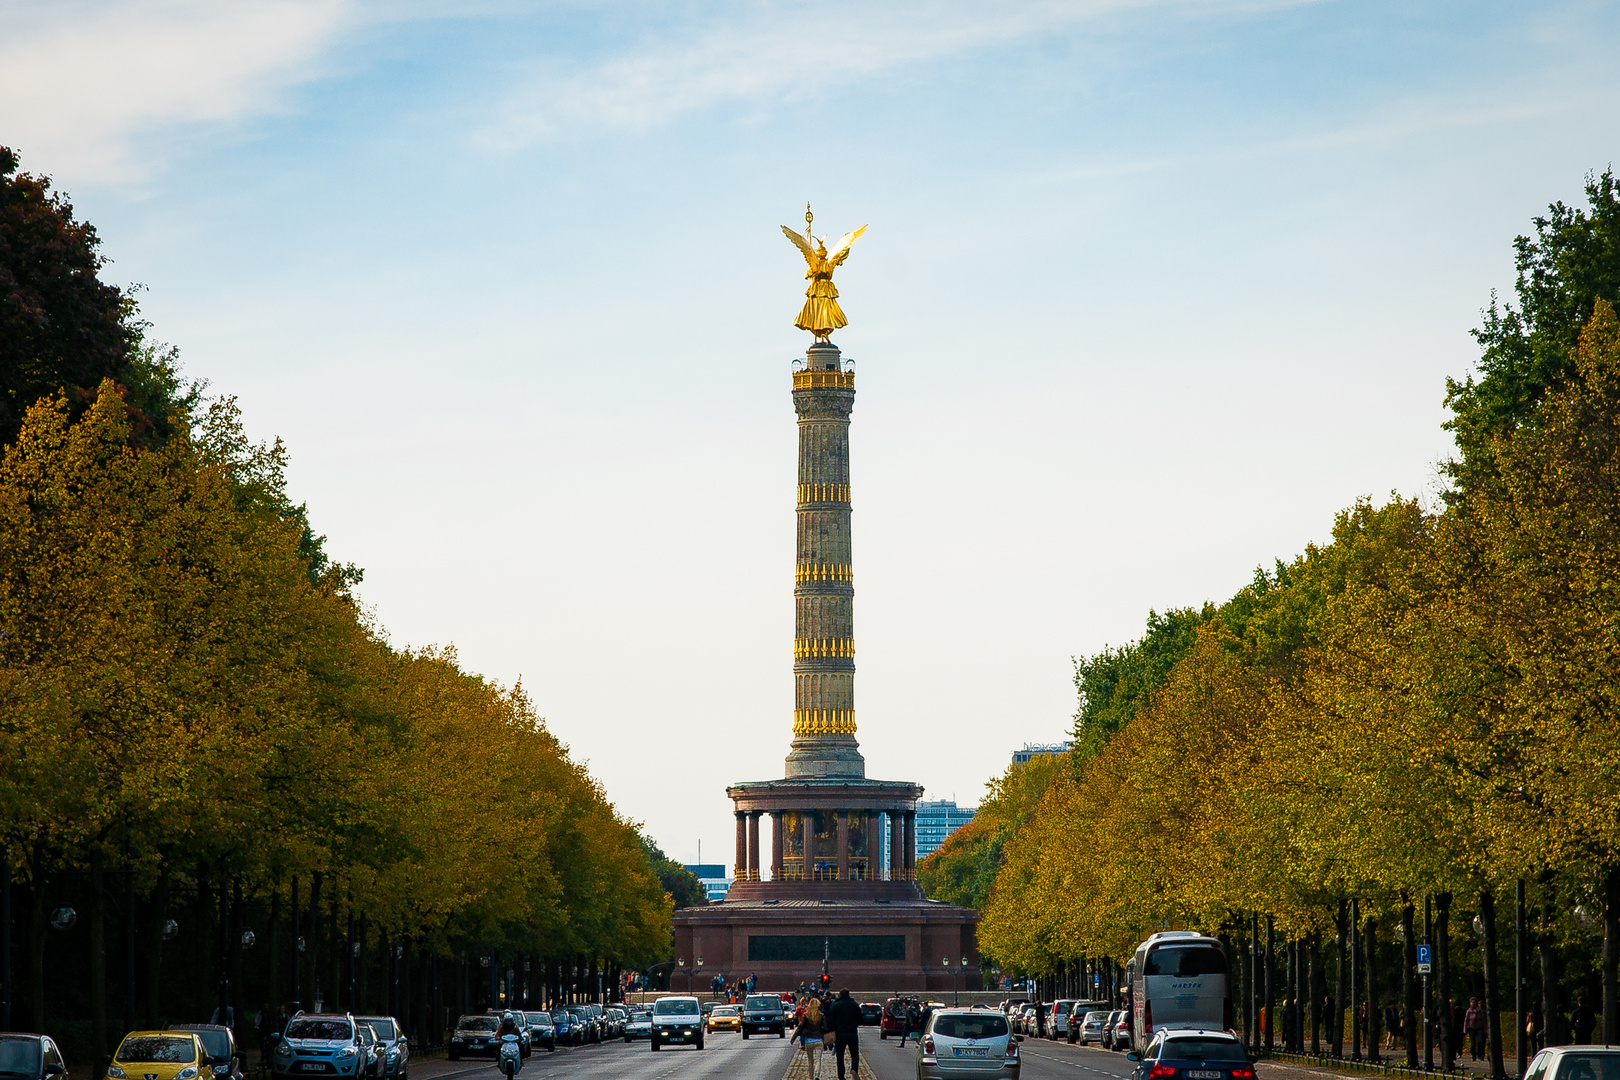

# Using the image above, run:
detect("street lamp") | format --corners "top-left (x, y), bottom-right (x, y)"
top-left (693, 958), bottom-right (704, 994)
top-left (241, 931), bottom-right (256, 949)
top-left (1575, 905), bottom-right (1596, 931)
top-left (49, 906), bottom-right (75, 931)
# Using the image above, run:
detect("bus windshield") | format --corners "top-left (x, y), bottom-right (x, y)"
top-left (1144, 945), bottom-right (1228, 976)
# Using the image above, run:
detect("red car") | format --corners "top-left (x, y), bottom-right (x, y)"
top-left (880, 998), bottom-right (908, 1039)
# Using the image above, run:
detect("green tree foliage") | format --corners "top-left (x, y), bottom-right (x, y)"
top-left (1071, 606), bottom-right (1209, 761)
top-left (0, 147), bottom-right (186, 445)
top-left (917, 752), bottom-right (1067, 911)
top-left (639, 836), bottom-right (707, 910)
top-left (1450, 170), bottom-right (1620, 461)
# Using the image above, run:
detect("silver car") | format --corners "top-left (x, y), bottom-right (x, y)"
top-left (1078, 1010), bottom-right (1109, 1046)
top-left (916, 1007), bottom-right (1021, 1080)
top-left (1524, 1046), bottom-right (1620, 1080)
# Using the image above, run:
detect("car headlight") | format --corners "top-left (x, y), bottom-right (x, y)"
top-left (336, 1048), bottom-right (357, 1059)
top-left (107, 1067), bottom-right (127, 1078)
top-left (176, 1068), bottom-right (198, 1079)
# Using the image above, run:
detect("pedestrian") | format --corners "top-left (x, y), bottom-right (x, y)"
top-left (256, 1003), bottom-right (275, 1068)
top-left (828, 989), bottom-right (862, 1080)
top-left (1384, 1000), bottom-right (1402, 1051)
top-left (1035, 1000), bottom-right (1047, 1041)
top-left (1464, 998), bottom-right (1485, 1061)
top-left (900, 999), bottom-right (923, 1048)
top-left (1525, 1006), bottom-right (1544, 1055)
top-left (796, 996), bottom-right (827, 1080)
top-left (1572, 997), bottom-right (1595, 1045)
top-left (1283, 998), bottom-right (1296, 1051)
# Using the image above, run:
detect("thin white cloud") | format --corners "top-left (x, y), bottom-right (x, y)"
top-left (0, 0), bottom-right (355, 183)
top-left (476, 0), bottom-right (1309, 150)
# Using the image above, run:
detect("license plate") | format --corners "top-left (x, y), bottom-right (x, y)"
top-left (1189, 1071), bottom-right (1223, 1078)
top-left (953, 1047), bottom-right (991, 1057)
top-left (299, 1065), bottom-right (325, 1072)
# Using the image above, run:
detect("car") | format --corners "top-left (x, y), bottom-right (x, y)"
top-left (859, 1002), bottom-right (883, 1026)
top-left (565, 1007), bottom-right (598, 1044)
top-left (549, 1011), bottom-right (580, 1047)
top-left (1524, 1045), bottom-right (1620, 1080)
top-left (603, 1007), bottom-right (627, 1039)
top-left (1017, 1006), bottom-right (1038, 1036)
top-left (623, 1011), bottom-right (653, 1042)
top-left (706, 1006), bottom-right (741, 1033)
top-left (580, 1004), bottom-right (607, 1041)
top-left (356, 1025), bottom-right (384, 1079)
top-left (0, 1034), bottom-right (67, 1080)
top-left (110, 1032), bottom-right (210, 1080)
top-left (741, 994), bottom-right (786, 1038)
top-left (1105, 1011), bottom-right (1130, 1051)
top-left (1078, 1011), bottom-right (1110, 1046)
top-left (447, 1016), bottom-right (503, 1060)
top-left (168, 1024), bottom-right (244, 1080)
top-left (1127, 1029), bottom-right (1254, 1080)
top-left (914, 1007), bottom-right (1021, 1080)
top-left (520, 1012), bottom-right (556, 1053)
top-left (351, 1017), bottom-right (408, 1079)
top-left (650, 995), bottom-right (704, 1051)
top-left (272, 1015), bottom-right (369, 1080)
top-left (1050, 1001), bottom-right (1078, 1040)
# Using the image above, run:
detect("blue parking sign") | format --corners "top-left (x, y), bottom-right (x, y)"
top-left (1416, 944), bottom-right (1432, 973)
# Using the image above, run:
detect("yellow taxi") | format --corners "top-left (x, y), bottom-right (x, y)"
top-left (705, 1005), bottom-right (741, 1033)
top-left (107, 1033), bottom-right (209, 1080)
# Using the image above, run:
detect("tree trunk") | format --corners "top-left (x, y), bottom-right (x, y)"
top-left (1604, 865), bottom-right (1619, 1046)
top-left (1540, 894), bottom-right (1563, 1046)
top-left (1334, 901), bottom-right (1346, 1057)
top-left (1365, 914), bottom-right (1380, 1062)
top-left (1265, 915), bottom-right (1275, 1054)
top-left (267, 881), bottom-right (279, 1018)
top-left (196, 863), bottom-right (212, 1022)
top-left (144, 865), bottom-right (168, 1028)
top-left (229, 879), bottom-right (245, 1041)
top-left (1437, 892), bottom-right (1454, 1071)
top-left (1350, 898), bottom-right (1361, 1060)
top-left (1310, 932), bottom-right (1323, 1054)
top-left (1402, 901), bottom-right (1418, 1069)
top-left (90, 848), bottom-right (108, 1071)
top-left (1481, 889), bottom-right (1506, 1080)
top-left (309, 872), bottom-right (322, 1011)
top-left (26, 869), bottom-right (45, 1033)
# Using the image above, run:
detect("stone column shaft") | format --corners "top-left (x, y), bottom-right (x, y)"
top-left (836, 812), bottom-right (850, 881)
top-left (734, 811), bottom-right (747, 881)
top-left (746, 812), bottom-right (760, 881)
top-left (802, 813), bottom-right (816, 881)
top-left (771, 813), bottom-right (784, 881)
top-left (866, 814), bottom-right (882, 881)
top-left (786, 342), bottom-right (864, 778)
top-left (889, 813), bottom-right (903, 880)
top-left (903, 811), bottom-right (917, 879)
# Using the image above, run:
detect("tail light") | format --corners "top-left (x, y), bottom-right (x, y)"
top-left (1006, 1039), bottom-right (1019, 1058)
top-left (1149, 1066), bottom-right (1177, 1079)
top-left (923, 1037), bottom-right (935, 1055)
top-left (1232, 1068), bottom-right (1256, 1080)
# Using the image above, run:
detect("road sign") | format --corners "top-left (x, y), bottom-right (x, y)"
top-left (1416, 943), bottom-right (1432, 974)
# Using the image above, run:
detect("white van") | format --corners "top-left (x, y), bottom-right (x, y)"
top-left (1127, 932), bottom-right (1232, 1051)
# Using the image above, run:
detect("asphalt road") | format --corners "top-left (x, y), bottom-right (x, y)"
top-left (411, 1032), bottom-right (798, 1080)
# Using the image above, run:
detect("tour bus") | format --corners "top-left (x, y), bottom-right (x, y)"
top-left (1127, 931), bottom-right (1232, 1051)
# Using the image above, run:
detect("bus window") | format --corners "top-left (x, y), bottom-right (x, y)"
top-left (1144, 946), bottom-right (1228, 977)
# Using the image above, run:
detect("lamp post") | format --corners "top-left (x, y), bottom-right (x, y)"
top-left (677, 958), bottom-right (687, 994)
top-left (944, 958), bottom-right (956, 1006)
top-left (693, 958), bottom-right (704, 995)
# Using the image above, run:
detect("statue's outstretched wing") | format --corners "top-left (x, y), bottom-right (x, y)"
top-left (826, 225), bottom-right (868, 266)
top-left (781, 225), bottom-right (816, 263)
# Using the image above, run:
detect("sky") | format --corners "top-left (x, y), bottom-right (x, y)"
top-left (4, 0), bottom-right (1618, 868)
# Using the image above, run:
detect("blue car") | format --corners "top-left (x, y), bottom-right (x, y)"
top-left (550, 1012), bottom-right (579, 1047)
top-left (1128, 1030), bottom-right (1255, 1080)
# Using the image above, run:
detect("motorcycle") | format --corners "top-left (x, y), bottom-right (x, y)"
top-left (497, 1035), bottom-right (522, 1079)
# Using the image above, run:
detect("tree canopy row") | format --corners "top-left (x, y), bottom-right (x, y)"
top-left (921, 173), bottom-right (1620, 1068)
top-left (0, 147), bottom-right (683, 1060)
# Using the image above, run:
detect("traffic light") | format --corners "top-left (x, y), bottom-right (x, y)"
top-left (820, 974), bottom-right (829, 990)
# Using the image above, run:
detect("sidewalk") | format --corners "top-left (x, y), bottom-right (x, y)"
top-left (1259, 1047), bottom-right (1520, 1080)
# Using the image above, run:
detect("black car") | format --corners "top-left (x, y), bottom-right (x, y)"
top-left (858, 1003), bottom-right (882, 1026)
top-left (169, 1025), bottom-right (243, 1080)
top-left (447, 1016), bottom-right (503, 1060)
top-left (0, 1034), bottom-right (67, 1080)
top-left (1128, 1030), bottom-right (1256, 1080)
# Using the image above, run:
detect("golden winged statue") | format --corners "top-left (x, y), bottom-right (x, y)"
top-left (782, 204), bottom-right (868, 341)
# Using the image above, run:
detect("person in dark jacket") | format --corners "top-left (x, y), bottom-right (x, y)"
top-left (827, 989), bottom-right (862, 1080)
top-left (900, 1000), bottom-right (923, 1048)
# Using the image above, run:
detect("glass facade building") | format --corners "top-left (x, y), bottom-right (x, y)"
top-left (914, 799), bottom-right (976, 859)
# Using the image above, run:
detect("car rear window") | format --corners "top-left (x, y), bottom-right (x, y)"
top-left (360, 1020), bottom-right (396, 1040)
top-left (1555, 1054), bottom-right (1620, 1080)
top-left (713, 1007), bottom-right (739, 1016)
top-left (1145, 945), bottom-right (1228, 976)
top-left (524, 1014), bottom-right (549, 1025)
top-left (0, 1039), bottom-right (43, 1076)
top-left (933, 1015), bottom-right (1008, 1040)
top-left (118, 1037), bottom-right (195, 1064)
top-left (1162, 1037), bottom-right (1246, 1061)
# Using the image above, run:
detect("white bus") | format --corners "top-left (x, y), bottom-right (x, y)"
top-left (1127, 931), bottom-right (1232, 1051)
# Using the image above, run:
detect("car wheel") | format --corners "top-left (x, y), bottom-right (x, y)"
top-left (742, 1031), bottom-right (749, 1040)
top-left (650, 1038), bottom-right (660, 1052)
top-left (695, 1035), bottom-right (704, 1051)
